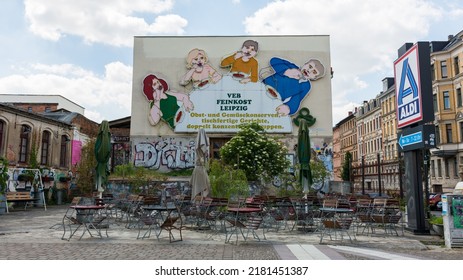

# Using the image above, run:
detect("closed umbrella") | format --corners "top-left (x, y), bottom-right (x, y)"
top-left (190, 128), bottom-right (210, 200)
top-left (95, 120), bottom-right (111, 197)
top-left (297, 118), bottom-right (313, 192)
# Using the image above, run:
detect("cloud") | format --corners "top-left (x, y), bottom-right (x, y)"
top-left (24, 0), bottom-right (186, 47)
top-left (244, 0), bottom-right (443, 124)
top-left (0, 62), bottom-right (132, 122)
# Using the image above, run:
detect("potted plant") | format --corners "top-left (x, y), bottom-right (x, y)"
top-left (17, 173), bottom-right (34, 182)
top-left (59, 176), bottom-right (71, 182)
top-left (41, 170), bottom-right (55, 182)
top-left (429, 215), bottom-right (444, 237)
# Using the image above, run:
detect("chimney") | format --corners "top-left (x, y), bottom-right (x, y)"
top-left (448, 35), bottom-right (454, 41)
top-left (348, 111), bottom-right (352, 116)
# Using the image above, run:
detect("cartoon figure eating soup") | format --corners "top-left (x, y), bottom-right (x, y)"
top-left (180, 48), bottom-right (222, 89)
top-left (220, 40), bottom-right (259, 83)
top-left (143, 74), bottom-right (194, 128)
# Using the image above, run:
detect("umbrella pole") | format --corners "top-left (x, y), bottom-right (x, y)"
top-left (95, 176), bottom-right (103, 199)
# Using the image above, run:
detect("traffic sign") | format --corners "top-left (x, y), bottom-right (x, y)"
top-left (399, 131), bottom-right (422, 149)
top-left (397, 124), bottom-right (436, 152)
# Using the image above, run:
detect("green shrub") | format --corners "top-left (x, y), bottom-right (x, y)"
top-left (209, 159), bottom-right (249, 199)
top-left (429, 215), bottom-right (443, 225)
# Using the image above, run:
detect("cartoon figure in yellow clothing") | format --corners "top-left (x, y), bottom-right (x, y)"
top-left (220, 40), bottom-right (259, 83)
top-left (180, 48), bottom-right (222, 89)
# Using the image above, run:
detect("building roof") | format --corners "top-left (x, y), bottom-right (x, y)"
top-left (0, 103), bottom-right (73, 128)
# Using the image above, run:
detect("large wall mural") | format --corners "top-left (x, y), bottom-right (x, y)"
top-left (137, 38), bottom-right (330, 134)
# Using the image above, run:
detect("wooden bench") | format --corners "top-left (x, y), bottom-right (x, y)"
top-left (6, 192), bottom-right (39, 211)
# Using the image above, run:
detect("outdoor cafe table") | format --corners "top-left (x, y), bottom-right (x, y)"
top-left (68, 205), bottom-right (107, 240)
top-left (227, 207), bottom-right (262, 214)
top-left (142, 204), bottom-right (179, 220)
top-left (142, 204), bottom-right (183, 242)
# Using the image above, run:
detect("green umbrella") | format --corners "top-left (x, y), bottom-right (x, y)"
top-left (95, 120), bottom-right (111, 195)
top-left (297, 118), bottom-right (313, 192)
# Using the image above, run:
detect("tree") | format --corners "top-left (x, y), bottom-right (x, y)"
top-left (75, 139), bottom-right (97, 196)
top-left (220, 123), bottom-right (289, 182)
top-left (341, 151), bottom-right (352, 182)
top-left (311, 159), bottom-right (329, 187)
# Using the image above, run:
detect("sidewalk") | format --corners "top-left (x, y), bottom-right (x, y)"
top-left (0, 205), bottom-right (461, 260)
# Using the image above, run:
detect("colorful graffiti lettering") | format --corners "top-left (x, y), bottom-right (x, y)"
top-left (134, 137), bottom-right (196, 170)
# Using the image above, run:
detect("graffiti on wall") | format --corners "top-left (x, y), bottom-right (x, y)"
top-left (133, 137), bottom-right (196, 170)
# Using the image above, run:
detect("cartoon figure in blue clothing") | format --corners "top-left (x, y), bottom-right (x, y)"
top-left (261, 57), bottom-right (325, 116)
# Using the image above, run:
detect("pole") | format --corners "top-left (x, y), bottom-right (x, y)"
top-left (377, 153), bottom-right (382, 196)
top-left (423, 149), bottom-right (430, 219)
top-left (399, 152), bottom-right (404, 199)
top-left (361, 155), bottom-right (365, 195)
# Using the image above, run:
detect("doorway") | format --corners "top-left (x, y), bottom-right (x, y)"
top-left (209, 138), bottom-right (231, 160)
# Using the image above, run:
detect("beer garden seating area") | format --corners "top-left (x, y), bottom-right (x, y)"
top-left (49, 185), bottom-right (406, 244)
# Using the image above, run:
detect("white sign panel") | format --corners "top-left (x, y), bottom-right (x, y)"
top-left (175, 75), bottom-right (292, 133)
top-left (394, 44), bottom-right (423, 128)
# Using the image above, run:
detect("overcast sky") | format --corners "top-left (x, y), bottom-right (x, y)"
top-left (0, 0), bottom-right (462, 125)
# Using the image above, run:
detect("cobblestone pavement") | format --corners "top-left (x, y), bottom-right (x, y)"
top-left (0, 205), bottom-right (462, 260)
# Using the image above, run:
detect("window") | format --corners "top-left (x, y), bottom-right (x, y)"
top-left (454, 158), bottom-right (458, 178)
top-left (431, 160), bottom-right (435, 177)
top-left (460, 122), bottom-right (463, 142)
top-left (445, 159), bottom-right (449, 178)
top-left (443, 91), bottom-right (450, 109)
top-left (0, 121), bottom-right (4, 156)
top-left (441, 60), bottom-right (448, 78)
top-left (27, 107), bottom-right (33, 113)
top-left (435, 125), bottom-right (440, 145)
top-left (455, 56), bottom-right (460, 75)
top-left (431, 63), bottom-right (435, 81)
top-left (433, 94), bottom-right (438, 112)
top-left (457, 88), bottom-right (462, 108)
top-left (45, 107), bottom-right (51, 113)
top-left (19, 125), bottom-right (31, 163)
top-left (41, 131), bottom-right (50, 165)
top-left (446, 123), bottom-right (453, 143)
top-left (59, 135), bottom-right (68, 168)
top-left (437, 159), bottom-right (442, 177)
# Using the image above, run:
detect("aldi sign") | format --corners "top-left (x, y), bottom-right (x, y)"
top-left (394, 42), bottom-right (433, 129)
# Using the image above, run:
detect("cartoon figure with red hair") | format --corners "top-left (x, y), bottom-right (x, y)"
top-left (142, 74), bottom-right (194, 128)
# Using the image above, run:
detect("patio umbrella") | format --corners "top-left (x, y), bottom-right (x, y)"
top-left (297, 118), bottom-right (313, 193)
top-left (94, 120), bottom-right (111, 197)
top-left (190, 128), bottom-right (210, 200)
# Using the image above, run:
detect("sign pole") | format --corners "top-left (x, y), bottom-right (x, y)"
top-left (403, 150), bottom-right (428, 234)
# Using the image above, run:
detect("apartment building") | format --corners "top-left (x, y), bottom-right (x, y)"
top-left (332, 124), bottom-right (341, 181)
top-left (333, 111), bottom-right (357, 182)
top-left (355, 98), bottom-right (382, 193)
top-left (378, 77), bottom-right (401, 194)
top-left (430, 31), bottom-right (463, 193)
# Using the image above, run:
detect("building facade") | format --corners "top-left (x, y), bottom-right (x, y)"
top-left (355, 98), bottom-right (382, 193)
top-left (430, 31), bottom-right (463, 193)
top-left (130, 36), bottom-right (333, 174)
top-left (0, 97), bottom-right (99, 175)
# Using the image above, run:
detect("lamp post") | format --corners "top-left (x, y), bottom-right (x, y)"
top-left (361, 155), bottom-right (365, 195)
top-left (377, 153), bottom-right (382, 197)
